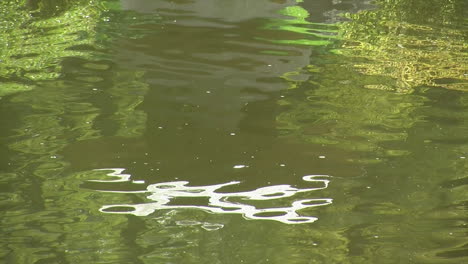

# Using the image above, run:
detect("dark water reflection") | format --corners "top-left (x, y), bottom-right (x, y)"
top-left (1, 0), bottom-right (467, 263)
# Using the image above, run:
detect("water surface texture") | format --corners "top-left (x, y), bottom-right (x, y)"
top-left (1, 0), bottom-right (467, 263)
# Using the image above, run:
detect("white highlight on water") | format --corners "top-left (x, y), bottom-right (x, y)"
top-left (91, 168), bottom-right (333, 224)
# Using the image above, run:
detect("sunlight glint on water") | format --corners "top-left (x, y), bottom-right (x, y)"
top-left (92, 168), bottom-right (332, 224)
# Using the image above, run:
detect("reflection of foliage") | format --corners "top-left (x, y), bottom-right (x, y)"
top-left (107, 70), bottom-right (149, 138)
top-left (277, 0), bottom-right (466, 161)
top-left (333, 93), bottom-right (468, 263)
top-left (278, 80), bottom-right (468, 263)
top-left (3, 72), bottom-right (148, 263)
top-left (336, 0), bottom-right (467, 92)
top-left (275, 2), bottom-right (468, 262)
top-left (277, 57), bottom-right (426, 162)
top-left (0, 0), bottom-right (102, 96)
top-left (262, 5), bottom-right (338, 46)
top-left (0, 167), bottom-right (133, 263)
top-left (1, 1), bottom-right (149, 263)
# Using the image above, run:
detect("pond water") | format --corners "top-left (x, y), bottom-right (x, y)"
top-left (1, 0), bottom-right (467, 263)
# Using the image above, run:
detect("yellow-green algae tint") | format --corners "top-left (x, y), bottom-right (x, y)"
top-left (0, 0), bottom-right (104, 97)
top-left (336, 0), bottom-right (467, 93)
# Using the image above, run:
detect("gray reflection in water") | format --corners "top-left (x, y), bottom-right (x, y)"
top-left (115, 0), bottom-right (317, 132)
top-left (122, 0), bottom-right (297, 22)
top-left (93, 168), bottom-right (332, 224)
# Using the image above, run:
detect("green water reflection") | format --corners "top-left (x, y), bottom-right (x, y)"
top-left (1, 0), bottom-right (467, 263)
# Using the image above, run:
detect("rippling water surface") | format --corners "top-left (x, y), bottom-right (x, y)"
top-left (1, 0), bottom-right (467, 263)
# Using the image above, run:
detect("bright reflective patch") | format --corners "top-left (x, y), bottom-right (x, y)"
top-left (93, 168), bottom-right (332, 224)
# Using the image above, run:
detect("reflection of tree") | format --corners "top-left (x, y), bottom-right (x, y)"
top-left (0, 1), bottom-right (149, 263)
top-left (274, 2), bottom-right (468, 262)
top-left (0, 0), bottom-right (102, 96)
top-left (277, 0), bottom-right (466, 160)
top-left (277, 58), bottom-right (427, 162)
top-left (274, 2), bottom-right (426, 160)
top-left (262, 5), bottom-right (338, 46)
top-left (277, 71), bottom-right (468, 264)
top-left (337, 0), bottom-right (467, 92)
top-left (329, 90), bottom-right (468, 263)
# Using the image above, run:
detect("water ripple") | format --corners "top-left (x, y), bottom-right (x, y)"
top-left (91, 168), bottom-right (332, 224)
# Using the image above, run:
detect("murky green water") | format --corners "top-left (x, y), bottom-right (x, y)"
top-left (1, 0), bottom-right (467, 263)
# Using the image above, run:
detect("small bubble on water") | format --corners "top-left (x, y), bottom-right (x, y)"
top-left (176, 220), bottom-right (200, 226)
top-left (319, 155), bottom-right (326, 159)
top-left (201, 222), bottom-right (224, 231)
top-left (233, 165), bottom-right (247, 169)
